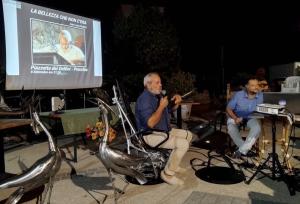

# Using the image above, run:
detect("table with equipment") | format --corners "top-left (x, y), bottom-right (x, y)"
top-left (246, 108), bottom-right (297, 195)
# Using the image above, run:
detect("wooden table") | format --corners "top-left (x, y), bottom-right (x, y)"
top-left (0, 119), bottom-right (32, 173)
top-left (0, 119), bottom-right (32, 130)
top-left (0, 110), bottom-right (25, 117)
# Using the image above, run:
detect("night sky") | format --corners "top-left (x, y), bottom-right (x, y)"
top-left (2, 1), bottom-right (300, 90)
top-left (172, 3), bottom-right (300, 74)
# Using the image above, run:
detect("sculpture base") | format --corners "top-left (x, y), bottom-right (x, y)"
top-left (125, 175), bottom-right (164, 185)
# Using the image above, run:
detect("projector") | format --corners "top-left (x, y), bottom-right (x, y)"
top-left (256, 103), bottom-right (285, 115)
top-left (51, 97), bottom-right (65, 112)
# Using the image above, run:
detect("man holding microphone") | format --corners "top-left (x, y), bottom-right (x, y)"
top-left (135, 72), bottom-right (193, 185)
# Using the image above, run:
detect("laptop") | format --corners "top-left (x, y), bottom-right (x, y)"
top-left (263, 92), bottom-right (300, 114)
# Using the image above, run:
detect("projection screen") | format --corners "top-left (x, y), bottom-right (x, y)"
top-left (2, 0), bottom-right (102, 90)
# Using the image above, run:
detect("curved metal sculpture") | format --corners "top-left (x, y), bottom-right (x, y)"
top-left (97, 99), bottom-right (147, 203)
top-left (111, 84), bottom-right (170, 181)
top-left (0, 98), bottom-right (62, 204)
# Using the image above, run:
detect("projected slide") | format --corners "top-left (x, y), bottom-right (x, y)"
top-left (2, 0), bottom-right (102, 90)
top-left (32, 19), bottom-right (86, 67)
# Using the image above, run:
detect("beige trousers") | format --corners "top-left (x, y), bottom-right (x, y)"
top-left (143, 128), bottom-right (192, 176)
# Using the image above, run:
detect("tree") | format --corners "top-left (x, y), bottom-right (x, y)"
top-left (113, 4), bottom-right (180, 74)
top-left (164, 71), bottom-right (196, 96)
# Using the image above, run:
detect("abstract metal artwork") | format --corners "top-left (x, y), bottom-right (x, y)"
top-left (0, 96), bottom-right (62, 204)
top-left (96, 99), bottom-right (147, 203)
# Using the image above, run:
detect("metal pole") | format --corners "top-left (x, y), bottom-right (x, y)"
top-left (64, 89), bottom-right (66, 110)
top-left (83, 92), bottom-right (86, 109)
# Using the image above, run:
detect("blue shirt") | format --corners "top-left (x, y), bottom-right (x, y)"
top-left (227, 90), bottom-right (263, 119)
top-left (135, 90), bottom-right (170, 132)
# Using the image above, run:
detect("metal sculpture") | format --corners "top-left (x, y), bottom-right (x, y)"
top-left (97, 99), bottom-right (147, 203)
top-left (0, 97), bottom-right (62, 204)
top-left (111, 84), bottom-right (170, 181)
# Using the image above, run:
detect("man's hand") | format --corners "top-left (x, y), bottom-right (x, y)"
top-left (171, 94), bottom-right (182, 105)
top-left (170, 94), bottom-right (182, 111)
top-left (159, 96), bottom-right (169, 109)
top-left (148, 96), bottom-right (168, 128)
top-left (234, 117), bottom-right (243, 125)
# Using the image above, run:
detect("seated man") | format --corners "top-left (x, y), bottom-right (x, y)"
top-left (226, 76), bottom-right (263, 158)
top-left (135, 72), bottom-right (193, 185)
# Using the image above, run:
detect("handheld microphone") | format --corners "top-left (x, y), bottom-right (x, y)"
top-left (158, 90), bottom-right (175, 107)
top-left (160, 90), bottom-right (167, 97)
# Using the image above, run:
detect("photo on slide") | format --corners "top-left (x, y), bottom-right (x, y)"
top-left (31, 19), bottom-right (86, 67)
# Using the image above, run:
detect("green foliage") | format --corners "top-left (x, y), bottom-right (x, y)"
top-left (122, 73), bottom-right (145, 100)
top-left (164, 71), bottom-right (196, 96)
top-left (113, 5), bottom-right (180, 72)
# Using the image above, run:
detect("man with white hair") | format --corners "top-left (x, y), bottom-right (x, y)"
top-left (55, 30), bottom-right (85, 65)
top-left (135, 72), bottom-right (193, 185)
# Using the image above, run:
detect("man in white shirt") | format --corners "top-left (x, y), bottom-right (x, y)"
top-left (55, 30), bottom-right (85, 66)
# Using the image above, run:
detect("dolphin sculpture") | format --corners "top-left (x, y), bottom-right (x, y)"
top-left (97, 99), bottom-right (147, 203)
top-left (0, 98), bottom-right (61, 204)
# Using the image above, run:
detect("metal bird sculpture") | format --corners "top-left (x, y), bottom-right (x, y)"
top-left (0, 97), bottom-right (62, 204)
top-left (97, 99), bottom-right (147, 203)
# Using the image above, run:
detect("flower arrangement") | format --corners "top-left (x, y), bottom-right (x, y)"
top-left (86, 121), bottom-right (116, 143)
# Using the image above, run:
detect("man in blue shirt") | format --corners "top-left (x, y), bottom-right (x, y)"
top-left (226, 77), bottom-right (263, 158)
top-left (135, 72), bottom-right (193, 185)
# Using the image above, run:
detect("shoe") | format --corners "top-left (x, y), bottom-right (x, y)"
top-left (160, 171), bottom-right (184, 185)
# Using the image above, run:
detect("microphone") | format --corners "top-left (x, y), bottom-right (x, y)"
top-left (158, 90), bottom-right (175, 108)
top-left (160, 90), bottom-right (167, 97)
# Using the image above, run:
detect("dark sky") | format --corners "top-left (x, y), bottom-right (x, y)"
top-left (2, 1), bottom-right (300, 86)
top-left (172, 3), bottom-right (300, 72)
